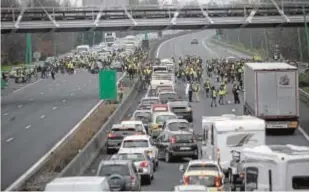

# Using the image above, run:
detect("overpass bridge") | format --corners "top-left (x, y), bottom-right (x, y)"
top-left (1, 2), bottom-right (309, 33)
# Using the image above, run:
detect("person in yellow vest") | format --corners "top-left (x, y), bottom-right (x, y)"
top-left (210, 86), bottom-right (217, 107)
top-left (193, 82), bottom-right (200, 102)
top-left (218, 86), bottom-right (225, 105)
top-left (204, 79), bottom-right (210, 98)
top-left (223, 81), bottom-right (228, 104)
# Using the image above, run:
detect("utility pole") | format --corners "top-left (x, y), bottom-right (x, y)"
top-left (297, 28), bottom-right (303, 61)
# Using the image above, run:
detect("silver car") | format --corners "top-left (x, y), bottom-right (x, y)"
top-left (112, 149), bottom-right (154, 185)
top-left (97, 160), bottom-right (141, 191)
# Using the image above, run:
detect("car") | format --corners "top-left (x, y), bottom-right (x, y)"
top-left (138, 97), bottom-right (161, 110)
top-left (106, 124), bottom-right (140, 154)
top-left (131, 110), bottom-right (152, 134)
top-left (154, 130), bottom-right (198, 162)
top-left (121, 120), bottom-right (147, 135)
top-left (112, 149), bottom-right (154, 185)
top-left (96, 160), bottom-right (141, 191)
top-left (173, 184), bottom-right (209, 192)
top-left (158, 91), bottom-right (179, 104)
top-left (119, 135), bottom-right (159, 170)
top-left (44, 177), bottom-right (110, 191)
top-left (179, 160), bottom-right (225, 184)
top-left (149, 112), bottom-right (177, 138)
top-left (163, 119), bottom-right (193, 133)
top-left (155, 85), bottom-right (175, 96)
top-left (168, 101), bottom-right (193, 122)
top-left (151, 104), bottom-right (170, 113)
top-left (191, 39), bottom-right (198, 44)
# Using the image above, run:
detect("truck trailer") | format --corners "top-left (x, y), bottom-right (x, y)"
top-left (243, 62), bottom-right (299, 134)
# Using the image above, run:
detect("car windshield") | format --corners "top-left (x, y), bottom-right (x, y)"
top-left (159, 93), bottom-right (177, 100)
top-left (188, 175), bottom-right (216, 187)
top-left (98, 164), bottom-right (129, 176)
top-left (123, 140), bottom-right (149, 148)
top-left (141, 99), bottom-right (159, 105)
top-left (155, 115), bottom-right (176, 123)
top-left (153, 67), bottom-right (167, 72)
top-left (168, 122), bottom-right (190, 131)
top-left (133, 114), bottom-right (151, 124)
top-left (187, 164), bottom-right (219, 172)
top-left (117, 153), bottom-right (145, 162)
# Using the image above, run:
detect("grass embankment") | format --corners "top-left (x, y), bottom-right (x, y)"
top-left (1, 64), bottom-right (25, 71)
top-left (213, 37), bottom-right (309, 94)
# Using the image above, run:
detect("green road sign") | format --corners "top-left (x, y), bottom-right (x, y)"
top-left (99, 70), bottom-right (117, 100)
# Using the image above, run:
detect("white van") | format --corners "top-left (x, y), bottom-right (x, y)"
top-left (44, 176), bottom-right (110, 191)
top-left (204, 116), bottom-right (266, 172)
top-left (152, 65), bottom-right (169, 73)
top-left (236, 145), bottom-right (309, 191)
top-left (76, 45), bottom-right (90, 54)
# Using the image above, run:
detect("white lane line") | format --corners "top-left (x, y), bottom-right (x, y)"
top-left (17, 104), bottom-right (23, 108)
top-left (3, 112), bottom-right (9, 116)
top-left (12, 79), bottom-right (42, 93)
top-left (52, 106), bottom-right (58, 110)
top-left (6, 137), bottom-right (14, 143)
top-left (299, 127), bottom-right (309, 143)
top-left (202, 37), bottom-right (219, 58)
top-left (40, 92), bottom-right (44, 95)
top-left (25, 125), bottom-right (32, 129)
top-left (40, 115), bottom-right (46, 119)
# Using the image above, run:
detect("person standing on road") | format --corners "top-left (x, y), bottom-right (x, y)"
top-left (233, 83), bottom-right (240, 104)
top-left (210, 86), bottom-right (217, 107)
top-left (188, 82), bottom-right (193, 102)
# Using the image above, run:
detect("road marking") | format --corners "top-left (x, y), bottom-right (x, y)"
top-left (62, 99), bottom-right (66, 103)
top-left (299, 127), bottom-right (309, 143)
top-left (17, 104), bottom-right (23, 108)
top-left (202, 37), bottom-right (219, 57)
top-left (52, 106), bottom-right (58, 110)
top-left (6, 137), bottom-right (14, 143)
top-left (40, 92), bottom-right (44, 95)
top-left (25, 125), bottom-right (32, 129)
top-left (12, 79), bottom-right (42, 93)
top-left (3, 112), bottom-right (9, 116)
top-left (40, 115), bottom-right (46, 119)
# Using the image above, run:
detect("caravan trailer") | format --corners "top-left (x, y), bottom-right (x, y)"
top-left (232, 145), bottom-right (309, 191)
top-left (202, 116), bottom-right (266, 174)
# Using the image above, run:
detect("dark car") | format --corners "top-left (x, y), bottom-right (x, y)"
top-left (168, 101), bottom-right (193, 122)
top-left (97, 160), bottom-right (141, 191)
top-left (106, 124), bottom-right (138, 154)
top-left (154, 130), bottom-right (198, 162)
top-left (158, 91), bottom-right (179, 104)
top-left (191, 39), bottom-right (198, 44)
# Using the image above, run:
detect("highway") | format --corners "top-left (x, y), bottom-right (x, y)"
top-left (82, 30), bottom-right (309, 191)
top-left (1, 70), bottom-right (122, 190)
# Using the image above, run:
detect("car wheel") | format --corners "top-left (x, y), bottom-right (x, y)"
top-left (165, 151), bottom-right (172, 163)
top-left (106, 148), bottom-right (113, 155)
top-left (144, 175), bottom-right (152, 185)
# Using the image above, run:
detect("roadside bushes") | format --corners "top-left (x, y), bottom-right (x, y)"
top-left (299, 73), bottom-right (309, 89)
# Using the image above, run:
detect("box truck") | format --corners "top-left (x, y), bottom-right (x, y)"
top-left (243, 62), bottom-right (299, 134)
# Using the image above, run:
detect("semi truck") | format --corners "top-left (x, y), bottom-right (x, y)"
top-left (243, 62), bottom-right (299, 134)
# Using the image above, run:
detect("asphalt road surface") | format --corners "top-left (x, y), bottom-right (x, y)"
top-left (1, 70), bottom-right (123, 190)
top-left (83, 30), bottom-right (309, 191)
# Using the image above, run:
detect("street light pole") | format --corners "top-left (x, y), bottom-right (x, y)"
top-left (302, 2), bottom-right (309, 58)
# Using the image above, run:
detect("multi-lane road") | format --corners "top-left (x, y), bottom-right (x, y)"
top-left (84, 30), bottom-right (309, 191)
top-left (1, 70), bottom-right (122, 189)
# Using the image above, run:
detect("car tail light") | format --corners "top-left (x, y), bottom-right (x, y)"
top-left (169, 136), bottom-right (176, 144)
top-left (130, 176), bottom-right (136, 185)
top-left (240, 171), bottom-right (245, 178)
top-left (215, 176), bottom-right (222, 187)
top-left (108, 133), bottom-right (116, 138)
top-left (216, 148), bottom-right (220, 162)
top-left (140, 161), bottom-right (149, 167)
top-left (184, 176), bottom-right (190, 185)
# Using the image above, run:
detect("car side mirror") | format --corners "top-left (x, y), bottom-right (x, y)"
top-left (138, 168), bottom-right (143, 173)
top-left (179, 164), bottom-right (185, 172)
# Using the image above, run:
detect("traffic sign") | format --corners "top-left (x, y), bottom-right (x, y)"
top-left (33, 51), bottom-right (41, 60)
top-left (99, 70), bottom-right (117, 100)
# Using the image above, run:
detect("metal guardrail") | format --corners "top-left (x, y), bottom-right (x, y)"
top-left (210, 38), bottom-right (309, 106)
top-left (5, 72), bottom-right (127, 191)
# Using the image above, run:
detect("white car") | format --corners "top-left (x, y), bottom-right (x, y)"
top-left (179, 160), bottom-right (225, 184)
top-left (173, 184), bottom-right (209, 192)
top-left (112, 149), bottom-right (154, 185)
top-left (121, 120), bottom-right (147, 135)
top-left (119, 135), bottom-right (159, 171)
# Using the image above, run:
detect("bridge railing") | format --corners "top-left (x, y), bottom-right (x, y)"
top-left (2, 2), bottom-right (309, 22)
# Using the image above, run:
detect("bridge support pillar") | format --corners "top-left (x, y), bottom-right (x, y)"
top-left (25, 34), bottom-right (32, 65)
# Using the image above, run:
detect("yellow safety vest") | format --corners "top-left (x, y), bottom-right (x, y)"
top-left (219, 90), bottom-right (225, 96)
top-left (212, 90), bottom-right (217, 97)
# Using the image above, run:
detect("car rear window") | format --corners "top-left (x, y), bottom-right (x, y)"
top-left (156, 115), bottom-right (177, 123)
top-left (98, 164), bottom-right (129, 176)
top-left (159, 93), bottom-right (177, 100)
top-left (292, 176), bottom-right (309, 189)
top-left (187, 164), bottom-right (219, 172)
top-left (112, 128), bottom-right (136, 135)
top-left (117, 153), bottom-right (145, 162)
top-left (174, 134), bottom-right (193, 143)
top-left (168, 122), bottom-right (190, 131)
top-left (123, 140), bottom-right (149, 148)
top-left (141, 99), bottom-right (159, 105)
top-left (188, 175), bottom-right (216, 187)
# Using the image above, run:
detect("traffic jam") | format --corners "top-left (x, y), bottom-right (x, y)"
top-left (44, 57), bottom-right (309, 192)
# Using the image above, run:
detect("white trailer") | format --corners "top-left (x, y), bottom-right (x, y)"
top-left (243, 62), bottom-right (299, 134)
top-left (233, 144), bottom-right (309, 191)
